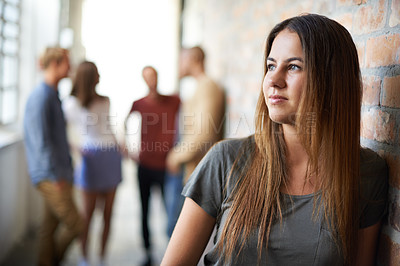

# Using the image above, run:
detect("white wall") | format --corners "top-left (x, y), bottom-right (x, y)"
top-left (0, 141), bottom-right (42, 261)
top-left (0, 0), bottom-right (62, 262)
top-left (18, 0), bottom-right (61, 120)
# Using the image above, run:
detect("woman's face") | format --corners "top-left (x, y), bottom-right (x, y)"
top-left (263, 29), bottom-right (306, 125)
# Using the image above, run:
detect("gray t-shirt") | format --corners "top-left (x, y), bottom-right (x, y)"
top-left (182, 136), bottom-right (388, 266)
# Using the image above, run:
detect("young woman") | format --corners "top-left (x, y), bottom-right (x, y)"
top-left (161, 14), bottom-right (388, 266)
top-left (63, 61), bottom-right (122, 266)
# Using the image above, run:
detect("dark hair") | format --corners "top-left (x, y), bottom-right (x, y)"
top-left (70, 61), bottom-right (100, 108)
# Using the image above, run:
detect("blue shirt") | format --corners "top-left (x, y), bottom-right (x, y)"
top-left (23, 82), bottom-right (73, 185)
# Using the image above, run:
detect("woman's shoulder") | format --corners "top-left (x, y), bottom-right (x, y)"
top-left (90, 95), bottom-right (110, 107)
top-left (360, 147), bottom-right (388, 197)
top-left (211, 135), bottom-right (254, 156)
top-left (62, 95), bottom-right (81, 111)
top-left (359, 147), bottom-right (389, 228)
top-left (360, 147), bottom-right (388, 179)
top-left (96, 95), bottom-right (109, 102)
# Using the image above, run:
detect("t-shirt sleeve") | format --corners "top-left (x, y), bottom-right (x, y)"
top-left (182, 141), bottom-right (228, 218)
top-left (359, 148), bottom-right (389, 228)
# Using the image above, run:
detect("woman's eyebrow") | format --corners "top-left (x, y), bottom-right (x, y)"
top-left (286, 57), bottom-right (303, 63)
top-left (266, 57), bottom-right (304, 63)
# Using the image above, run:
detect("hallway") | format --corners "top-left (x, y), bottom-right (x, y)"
top-left (1, 159), bottom-right (169, 266)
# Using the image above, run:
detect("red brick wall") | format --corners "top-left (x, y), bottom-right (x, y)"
top-left (182, 0), bottom-right (400, 264)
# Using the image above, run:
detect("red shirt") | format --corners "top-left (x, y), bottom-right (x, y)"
top-left (129, 94), bottom-right (180, 170)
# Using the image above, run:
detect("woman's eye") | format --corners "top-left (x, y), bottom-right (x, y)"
top-left (289, 64), bottom-right (301, 71)
top-left (267, 64), bottom-right (276, 71)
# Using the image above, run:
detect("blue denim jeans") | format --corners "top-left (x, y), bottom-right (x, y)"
top-left (164, 171), bottom-right (184, 237)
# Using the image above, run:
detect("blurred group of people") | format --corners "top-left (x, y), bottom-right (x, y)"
top-left (23, 45), bottom-right (225, 266)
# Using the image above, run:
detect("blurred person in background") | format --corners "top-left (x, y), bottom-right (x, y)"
top-left (166, 46), bottom-right (225, 183)
top-left (63, 61), bottom-right (122, 266)
top-left (124, 66), bottom-right (180, 266)
top-left (23, 46), bottom-right (84, 266)
top-left (164, 46), bottom-right (225, 238)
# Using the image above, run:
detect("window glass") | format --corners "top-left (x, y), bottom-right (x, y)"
top-left (5, 0), bottom-right (20, 5)
top-left (2, 56), bottom-right (17, 88)
top-left (4, 4), bottom-right (19, 23)
top-left (3, 39), bottom-right (18, 55)
top-left (3, 23), bottom-right (19, 39)
top-left (0, 0), bottom-right (20, 124)
top-left (1, 88), bottom-right (17, 124)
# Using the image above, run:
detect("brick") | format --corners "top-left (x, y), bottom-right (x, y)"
top-left (255, 1), bottom-right (276, 17)
top-left (337, 0), bottom-right (351, 6)
top-left (365, 34), bottom-right (400, 67)
top-left (362, 76), bottom-right (381, 106)
top-left (299, 0), bottom-right (313, 12)
top-left (390, 195), bottom-right (400, 232)
top-left (279, 1), bottom-right (313, 21)
top-left (360, 111), bottom-right (373, 140)
top-left (333, 13), bottom-right (353, 33)
top-left (314, 0), bottom-right (334, 14)
top-left (383, 153), bottom-right (400, 190)
top-left (361, 108), bottom-right (396, 144)
top-left (378, 233), bottom-right (400, 266)
top-left (337, 0), bottom-right (365, 6)
top-left (356, 42), bottom-right (365, 68)
top-left (390, 0), bottom-right (400, 27)
top-left (280, 8), bottom-right (299, 21)
top-left (232, 2), bottom-right (249, 18)
top-left (353, 0), bottom-right (386, 34)
top-left (382, 76), bottom-right (400, 108)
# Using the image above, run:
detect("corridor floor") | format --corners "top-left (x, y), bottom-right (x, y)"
top-left (1, 159), bottom-right (169, 266)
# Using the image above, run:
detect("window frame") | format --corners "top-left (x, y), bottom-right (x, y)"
top-left (0, 0), bottom-right (21, 125)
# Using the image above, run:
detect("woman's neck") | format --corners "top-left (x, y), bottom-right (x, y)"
top-left (281, 124), bottom-right (315, 195)
top-left (282, 124), bottom-right (308, 165)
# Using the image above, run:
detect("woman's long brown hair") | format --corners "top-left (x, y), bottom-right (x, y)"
top-left (70, 61), bottom-right (99, 108)
top-left (217, 14), bottom-right (361, 265)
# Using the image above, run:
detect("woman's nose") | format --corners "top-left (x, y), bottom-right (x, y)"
top-left (266, 69), bottom-right (286, 89)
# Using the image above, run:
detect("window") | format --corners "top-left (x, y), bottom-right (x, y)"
top-left (0, 0), bottom-right (20, 125)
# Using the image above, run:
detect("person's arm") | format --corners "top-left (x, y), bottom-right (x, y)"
top-left (161, 197), bottom-right (216, 266)
top-left (356, 221), bottom-right (382, 266)
top-left (124, 101), bottom-right (137, 130)
top-left (121, 102), bottom-right (137, 157)
top-left (62, 96), bottom-right (83, 157)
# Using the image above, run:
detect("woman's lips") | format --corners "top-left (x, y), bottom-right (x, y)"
top-left (269, 95), bottom-right (288, 104)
